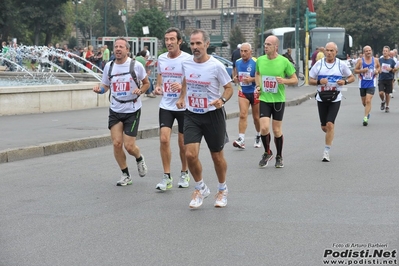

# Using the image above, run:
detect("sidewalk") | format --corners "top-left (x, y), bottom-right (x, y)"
top-left (0, 85), bottom-right (316, 163)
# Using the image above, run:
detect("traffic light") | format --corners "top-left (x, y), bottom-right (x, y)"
top-left (305, 8), bottom-right (317, 31)
top-left (308, 11), bottom-right (317, 30)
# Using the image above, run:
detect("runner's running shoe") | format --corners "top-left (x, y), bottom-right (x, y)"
top-left (259, 152), bottom-right (273, 168)
top-left (380, 101), bottom-right (385, 111)
top-left (137, 155), bottom-right (148, 177)
top-left (363, 116), bottom-right (368, 126)
top-left (117, 173), bottom-right (132, 186)
top-left (254, 136), bottom-right (262, 148)
top-left (385, 107), bottom-right (390, 113)
top-left (275, 155), bottom-right (284, 168)
top-left (214, 188), bottom-right (228, 208)
top-left (178, 172), bottom-right (190, 188)
top-left (233, 137), bottom-right (245, 149)
top-left (322, 151), bottom-right (330, 162)
top-left (189, 185), bottom-right (210, 208)
top-left (156, 174), bottom-right (173, 191)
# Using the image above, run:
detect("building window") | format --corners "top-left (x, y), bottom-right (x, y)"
top-left (255, 19), bottom-right (260, 28)
top-left (164, 0), bottom-right (171, 10)
top-left (230, 0), bottom-right (237, 7)
top-left (195, 0), bottom-right (202, 9)
top-left (180, 0), bottom-right (187, 9)
top-left (253, 0), bottom-right (261, 7)
top-left (211, 0), bottom-right (218, 9)
top-left (211, 19), bottom-right (216, 29)
top-left (196, 20), bottom-right (201, 28)
top-left (181, 20), bottom-right (186, 30)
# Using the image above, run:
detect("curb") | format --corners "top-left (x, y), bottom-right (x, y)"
top-left (0, 93), bottom-right (315, 164)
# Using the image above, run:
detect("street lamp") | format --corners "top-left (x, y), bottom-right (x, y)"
top-left (104, 0), bottom-right (107, 36)
top-left (223, 3), bottom-right (235, 39)
top-left (73, 0), bottom-right (82, 42)
top-left (119, 8), bottom-right (128, 37)
top-left (174, 0), bottom-right (177, 27)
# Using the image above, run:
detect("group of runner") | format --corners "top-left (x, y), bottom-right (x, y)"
top-left (93, 27), bottom-right (387, 208)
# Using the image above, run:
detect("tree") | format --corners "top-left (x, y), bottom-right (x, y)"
top-left (18, 0), bottom-right (69, 45)
top-left (317, 0), bottom-right (399, 53)
top-left (229, 25), bottom-right (246, 54)
top-left (76, 0), bottom-right (102, 44)
top-left (127, 7), bottom-right (171, 39)
top-left (96, 0), bottom-right (126, 37)
top-left (0, 0), bottom-right (20, 43)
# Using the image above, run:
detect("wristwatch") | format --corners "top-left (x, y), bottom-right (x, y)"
top-left (344, 79), bottom-right (348, 85)
top-left (220, 97), bottom-right (227, 104)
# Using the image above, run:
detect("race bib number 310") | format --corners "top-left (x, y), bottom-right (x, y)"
top-left (262, 76), bottom-right (278, 93)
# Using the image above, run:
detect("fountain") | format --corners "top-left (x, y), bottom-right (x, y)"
top-left (0, 45), bottom-right (109, 116)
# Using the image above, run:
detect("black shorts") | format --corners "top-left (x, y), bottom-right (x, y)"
top-left (108, 108), bottom-right (141, 137)
top-left (184, 108), bottom-right (228, 152)
top-left (159, 108), bottom-right (185, 133)
top-left (238, 90), bottom-right (260, 105)
top-left (378, 80), bottom-right (393, 94)
top-left (359, 87), bottom-right (375, 97)
top-left (317, 101), bottom-right (340, 126)
top-left (259, 102), bottom-right (285, 121)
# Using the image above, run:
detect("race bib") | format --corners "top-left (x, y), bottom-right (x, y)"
top-left (262, 76), bottom-right (278, 93)
top-left (188, 91), bottom-right (208, 113)
top-left (163, 78), bottom-right (182, 92)
top-left (238, 71), bottom-right (251, 86)
top-left (363, 68), bottom-right (374, 80)
top-left (381, 63), bottom-right (391, 73)
top-left (113, 82), bottom-right (130, 96)
top-left (321, 82), bottom-right (337, 91)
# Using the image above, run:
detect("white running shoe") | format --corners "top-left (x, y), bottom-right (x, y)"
top-left (137, 155), bottom-right (148, 177)
top-left (189, 185), bottom-right (210, 208)
top-left (116, 173), bottom-right (132, 186)
top-left (233, 137), bottom-right (245, 149)
top-left (178, 172), bottom-right (190, 188)
top-left (214, 188), bottom-right (228, 207)
top-left (254, 136), bottom-right (262, 148)
top-left (156, 174), bottom-right (173, 191)
top-left (322, 151), bottom-right (330, 162)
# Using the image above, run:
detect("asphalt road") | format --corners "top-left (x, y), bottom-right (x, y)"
top-left (1, 84), bottom-right (398, 266)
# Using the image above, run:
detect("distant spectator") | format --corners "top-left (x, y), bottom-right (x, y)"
top-left (311, 47), bottom-right (319, 67)
top-left (231, 43), bottom-right (242, 68)
top-left (102, 44), bottom-right (110, 67)
top-left (283, 48), bottom-right (295, 65)
top-left (316, 47), bottom-right (325, 62)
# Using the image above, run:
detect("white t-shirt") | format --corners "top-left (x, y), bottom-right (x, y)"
top-left (102, 58), bottom-right (147, 113)
top-left (157, 51), bottom-right (191, 111)
top-left (309, 58), bottom-right (352, 102)
top-left (182, 55), bottom-right (232, 114)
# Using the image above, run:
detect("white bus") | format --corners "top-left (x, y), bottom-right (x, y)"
top-left (258, 27), bottom-right (295, 56)
top-left (283, 27), bottom-right (353, 71)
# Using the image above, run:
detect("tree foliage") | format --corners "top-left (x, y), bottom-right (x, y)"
top-left (229, 25), bottom-right (246, 54)
top-left (2, 0), bottom-right (399, 53)
top-left (127, 7), bottom-right (170, 39)
top-left (316, 0), bottom-right (399, 53)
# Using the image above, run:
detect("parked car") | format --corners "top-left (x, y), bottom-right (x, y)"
top-left (211, 54), bottom-right (233, 77)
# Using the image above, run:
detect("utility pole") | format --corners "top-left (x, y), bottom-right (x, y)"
top-left (261, 0), bottom-right (264, 56)
top-left (295, 0), bottom-right (299, 75)
top-left (221, 0), bottom-right (224, 42)
top-left (104, 0), bottom-right (107, 36)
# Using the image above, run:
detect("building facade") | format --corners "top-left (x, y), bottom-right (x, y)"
top-left (125, 0), bottom-right (325, 57)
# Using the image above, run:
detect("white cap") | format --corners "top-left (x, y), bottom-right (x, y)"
top-left (237, 44), bottom-right (242, 49)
